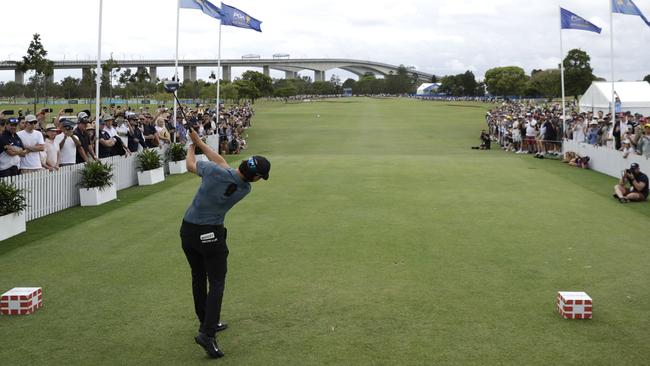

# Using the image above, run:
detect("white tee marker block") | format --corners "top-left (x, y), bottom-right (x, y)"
top-left (556, 291), bottom-right (592, 319)
top-left (1, 287), bottom-right (43, 315)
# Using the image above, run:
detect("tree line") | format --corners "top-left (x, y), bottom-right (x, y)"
top-left (4, 34), bottom-right (650, 103)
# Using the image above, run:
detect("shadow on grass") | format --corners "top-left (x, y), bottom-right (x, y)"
top-left (0, 174), bottom-right (195, 256)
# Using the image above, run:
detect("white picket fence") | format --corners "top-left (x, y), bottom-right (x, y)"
top-left (1, 136), bottom-right (222, 222)
top-left (1, 154), bottom-right (143, 222)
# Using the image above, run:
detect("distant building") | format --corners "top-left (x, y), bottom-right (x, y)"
top-left (416, 83), bottom-right (441, 95)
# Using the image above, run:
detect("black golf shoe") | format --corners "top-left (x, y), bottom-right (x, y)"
top-left (215, 322), bottom-right (228, 332)
top-left (194, 333), bottom-right (224, 358)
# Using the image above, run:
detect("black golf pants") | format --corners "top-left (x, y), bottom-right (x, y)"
top-left (180, 220), bottom-right (229, 337)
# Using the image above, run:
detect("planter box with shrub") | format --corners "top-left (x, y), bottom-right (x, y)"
top-left (166, 143), bottom-right (187, 175)
top-left (79, 161), bottom-right (116, 206)
top-left (0, 180), bottom-right (27, 240)
top-left (137, 149), bottom-right (165, 185)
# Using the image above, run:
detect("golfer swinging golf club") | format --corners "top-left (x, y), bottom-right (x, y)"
top-left (181, 126), bottom-right (270, 358)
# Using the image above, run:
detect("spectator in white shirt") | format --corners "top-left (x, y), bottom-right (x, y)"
top-left (54, 120), bottom-right (80, 166)
top-left (43, 124), bottom-right (60, 171)
top-left (17, 114), bottom-right (45, 173)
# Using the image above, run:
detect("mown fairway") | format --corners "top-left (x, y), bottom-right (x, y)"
top-left (1, 98), bottom-right (649, 365)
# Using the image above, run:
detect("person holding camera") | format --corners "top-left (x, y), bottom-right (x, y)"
top-left (614, 163), bottom-right (649, 203)
top-left (180, 127), bottom-right (270, 359)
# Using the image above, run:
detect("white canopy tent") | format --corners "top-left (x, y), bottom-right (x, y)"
top-left (416, 83), bottom-right (441, 95)
top-left (579, 81), bottom-right (650, 116)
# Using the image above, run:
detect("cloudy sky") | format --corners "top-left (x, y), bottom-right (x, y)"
top-left (2, 0), bottom-right (650, 83)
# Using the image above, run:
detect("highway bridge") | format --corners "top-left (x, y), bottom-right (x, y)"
top-left (0, 58), bottom-right (433, 84)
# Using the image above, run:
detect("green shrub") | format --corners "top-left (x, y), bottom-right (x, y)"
top-left (137, 149), bottom-right (162, 172)
top-left (166, 143), bottom-right (187, 162)
top-left (79, 160), bottom-right (114, 190)
top-left (0, 180), bottom-right (28, 216)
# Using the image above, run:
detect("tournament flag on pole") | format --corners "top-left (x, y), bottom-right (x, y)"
top-left (558, 7), bottom-right (602, 147)
top-left (179, 0), bottom-right (222, 20)
top-left (560, 8), bottom-right (602, 33)
top-left (611, 0), bottom-right (650, 26)
top-left (220, 3), bottom-right (262, 32)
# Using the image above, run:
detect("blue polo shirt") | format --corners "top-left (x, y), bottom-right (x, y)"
top-left (183, 161), bottom-right (251, 226)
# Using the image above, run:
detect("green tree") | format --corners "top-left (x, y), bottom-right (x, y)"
top-left (102, 57), bottom-right (120, 99)
top-left (220, 83), bottom-right (239, 102)
top-left (274, 85), bottom-right (298, 100)
top-left (0, 82), bottom-right (25, 101)
top-left (643, 74), bottom-right (650, 83)
top-left (312, 81), bottom-right (337, 95)
top-left (234, 80), bottom-right (261, 102)
top-left (385, 65), bottom-right (416, 94)
top-left (563, 48), bottom-right (595, 97)
top-left (118, 69), bottom-right (135, 85)
top-left (60, 77), bottom-right (81, 99)
top-left (133, 68), bottom-right (150, 83)
top-left (241, 70), bottom-right (273, 96)
top-left (527, 69), bottom-right (561, 100)
top-left (438, 71), bottom-right (478, 96)
top-left (342, 78), bottom-right (356, 92)
top-left (484, 66), bottom-right (529, 96)
top-left (16, 33), bottom-right (54, 111)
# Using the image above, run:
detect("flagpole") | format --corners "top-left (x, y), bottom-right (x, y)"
top-left (560, 7), bottom-right (566, 145)
top-left (94, 0), bottom-right (103, 159)
top-left (173, 0), bottom-right (181, 143)
top-left (610, 0), bottom-right (616, 123)
top-left (216, 20), bottom-right (222, 112)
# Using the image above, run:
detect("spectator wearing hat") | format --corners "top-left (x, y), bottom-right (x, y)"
top-left (587, 120), bottom-right (600, 145)
top-left (621, 139), bottom-right (635, 159)
top-left (0, 118), bottom-right (26, 177)
top-left (17, 114), bottom-right (45, 173)
top-left (126, 115), bottom-right (147, 153)
top-left (98, 118), bottom-right (117, 159)
top-left (115, 116), bottom-right (130, 147)
top-left (524, 117), bottom-right (537, 154)
top-left (614, 163), bottom-right (649, 203)
top-left (54, 120), bottom-right (79, 166)
top-left (102, 115), bottom-right (129, 157)
top-left (43, 124), bottom-right (60, 171)
top-left (74, 116), bottom-right (96, 163)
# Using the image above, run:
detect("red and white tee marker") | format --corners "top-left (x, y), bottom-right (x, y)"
top-left (0, 288), bottom-right (43, 315)
top-left (556, 291), bottom-right (592, 319)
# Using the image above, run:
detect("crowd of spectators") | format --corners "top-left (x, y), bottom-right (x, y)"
top-left (486, 101), bottom-right (564, 158)
top-left (0, 102), bottom-right (254, 178)
top-left (485, 100), bottom-right (650, 159)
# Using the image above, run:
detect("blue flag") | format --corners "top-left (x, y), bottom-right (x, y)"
top-left (611, 0), bottom-right (650, 27)
top-left (220, 3), bottom-right (262, 32)
top-left (561, 8), bottom-right (602, 33)
top-left (179, 0), bottom-right (222, 21)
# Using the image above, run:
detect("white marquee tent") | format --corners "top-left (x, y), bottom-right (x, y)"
top-left (579, 81), bottom-right (650, 115)
top-left (416, 83), bottom-right (441, 95)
